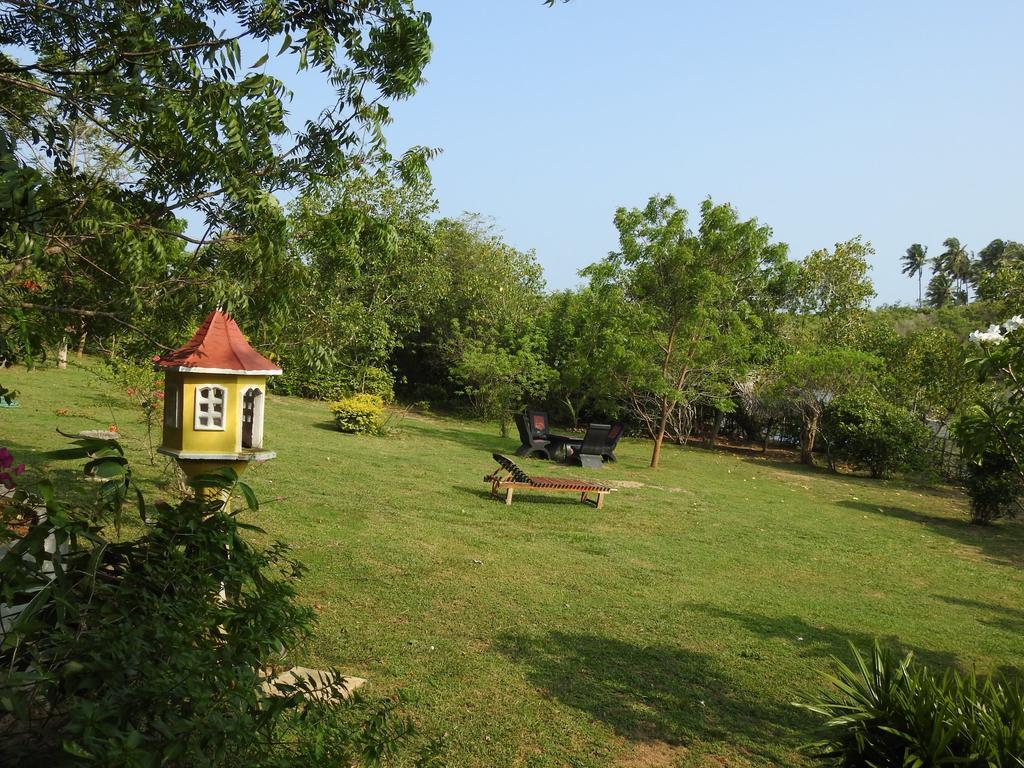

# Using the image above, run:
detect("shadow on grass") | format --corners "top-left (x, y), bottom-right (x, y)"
top-left (3, 432), bottom-right (179, 512)
top-left (680, 436), bottom-right (793, 459)
top-left (935, 595), bottom-right (1024, 635)
top-left (450, 485), bottom-right (595, 507)
top-left (684, 603), bottom-right (960, 670)
top-left (740, 456), bottom-right (967, 501)
top-left (838, 500), bottom-right (1024, 568)
top-left (495, 630), bottom-right (810, 761)
top-left (399, 419), bottom-right (520, 456)
top-left (1, 436), bottom-right (110, 513)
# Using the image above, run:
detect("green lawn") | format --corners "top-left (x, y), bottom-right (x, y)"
top-left (4, 361), bottom-right (1023, 767)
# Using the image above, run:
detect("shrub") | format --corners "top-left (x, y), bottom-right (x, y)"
top-left (330, 394), bottom-right (386, 434)
top-left (821, 391), bottom-right (931, 478)
top-left (955, 316), bottom-right (1024, 524)
top-left (0, 441), bottom-right (437, 767)
top-left (962, 452), bottom-right (1024, 525)
top-left (351, 366), bottom-right (396, 401)
top-left (800, 642), bottom-right (1024, 766)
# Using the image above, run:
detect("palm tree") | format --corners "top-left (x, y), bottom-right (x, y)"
top-left (926, 272), bottom-right (953, 308)
top-left (901, 243), bottom-right (928, 307)
top-left (937, 237), bottom-right (974, 302)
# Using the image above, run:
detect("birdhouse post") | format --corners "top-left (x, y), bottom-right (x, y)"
top-left (155, 311), bottom-right (281, 479)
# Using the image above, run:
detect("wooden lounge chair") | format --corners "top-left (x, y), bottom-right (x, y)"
top-left (484, 453), bottom-right (615, 508)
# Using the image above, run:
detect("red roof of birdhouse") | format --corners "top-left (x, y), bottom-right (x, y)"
top-left (155, 311), bottom-right (282, 375)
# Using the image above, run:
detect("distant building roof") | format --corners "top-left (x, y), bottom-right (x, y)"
top-left (155, 310), bottom-right (282, 375)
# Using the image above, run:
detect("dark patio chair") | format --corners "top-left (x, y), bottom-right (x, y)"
top-left (518, 409), bottom-right (577, 460)
top-left (603, 422), bottom-right (625, 462)
top-left (515, 412), bottom-right (551, 459)
top-left (568, 423), bottom-right (612, 469)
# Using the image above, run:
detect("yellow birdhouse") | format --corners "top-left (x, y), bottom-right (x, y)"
top-left (155, 311), bottom-right (281, 478)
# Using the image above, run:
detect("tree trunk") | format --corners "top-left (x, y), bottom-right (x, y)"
top-left (76, 319), bottom-right (88, 358)
top-left (57, 336), bottom-right (68, 369)
top-left (650, 397), bottom-right (672, 469)
top-left (800, 411), bottom-right (819, 465)
top-left (705, 409), bottom-right (725, 447)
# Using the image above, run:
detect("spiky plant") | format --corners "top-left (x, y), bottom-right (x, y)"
top-left (799, 642), bottom-right (1024, 766)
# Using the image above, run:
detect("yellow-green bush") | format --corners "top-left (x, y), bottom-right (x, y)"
top-left (329, 394), bottom-right (385, 434)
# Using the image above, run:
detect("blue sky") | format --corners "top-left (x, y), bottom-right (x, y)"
top-left (295, 1), bottom-right (1024, 304)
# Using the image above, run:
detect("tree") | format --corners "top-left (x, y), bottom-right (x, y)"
top-left (975, 239), bottom-right (1024, 316)
top-left (397, 214), bottom-right (548, 405)
top-left (955, 315), bottom-right (1024, 523)
top-left (1, 0), bottom-right (434, 361)
top-left (976, 260), bottom-right (1024, 316)
top-left (976, 238), bottom-right (1024, 274)
top-left (269, 170), bottom-right (446, 399)
top-left (792, 237), bottom-right (876, 341)
top-left (765, 347), bottom-right (880, 465)
top-left (901, 328), bottom-right (978, 425)
top-left (926, 271), bottom-right (954, 308)
top-left (542, 287), bottom-right (633, 425)
top-left (935, 237), bottom-right (974, 303)
top-left (901, 243), bottom-right (928, 307)
top-left (453, 336), bottom-right (553, 437)
top-left (586, 195), bottom-right (791, 468)
top-left (820, 390), bottom-right (931, 478)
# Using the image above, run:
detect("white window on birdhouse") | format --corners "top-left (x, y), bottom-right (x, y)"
top-left (164, 381), bottom-right (181, 428)
top-left (194, 385), bottom-right (227, 431)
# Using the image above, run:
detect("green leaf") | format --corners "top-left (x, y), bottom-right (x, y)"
top-left (63, 741), bottom-right (93, 759)
top-left (84, 457), bottom-right (128, 478)
top-left (238, 481), bottom-right (259, 511)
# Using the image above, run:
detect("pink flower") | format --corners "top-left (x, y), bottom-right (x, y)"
top-left (126, 387), bottom-right (135, 396)
top-left (154, 391), bottom-right (165, 400)
top-left (0, 453), bottom-right (19, 488)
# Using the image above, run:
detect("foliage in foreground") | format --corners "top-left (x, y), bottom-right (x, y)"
top-left (800, 642), bottom-right (1024, 767)
top-left (955, 316), bottom-right (1024, 524)
top-left (961, 453), bottom-right (1024, 526)
top-left (0, 441), bottom-right (438, 767)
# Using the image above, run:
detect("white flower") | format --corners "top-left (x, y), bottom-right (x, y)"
top-left (1003, 315), bottom-right (1024, 333)
top-left (969, 326), bottom-right (1005, 346)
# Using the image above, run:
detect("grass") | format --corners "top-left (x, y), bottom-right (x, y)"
top-left (4, 360), bottom-right (1024, 767)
